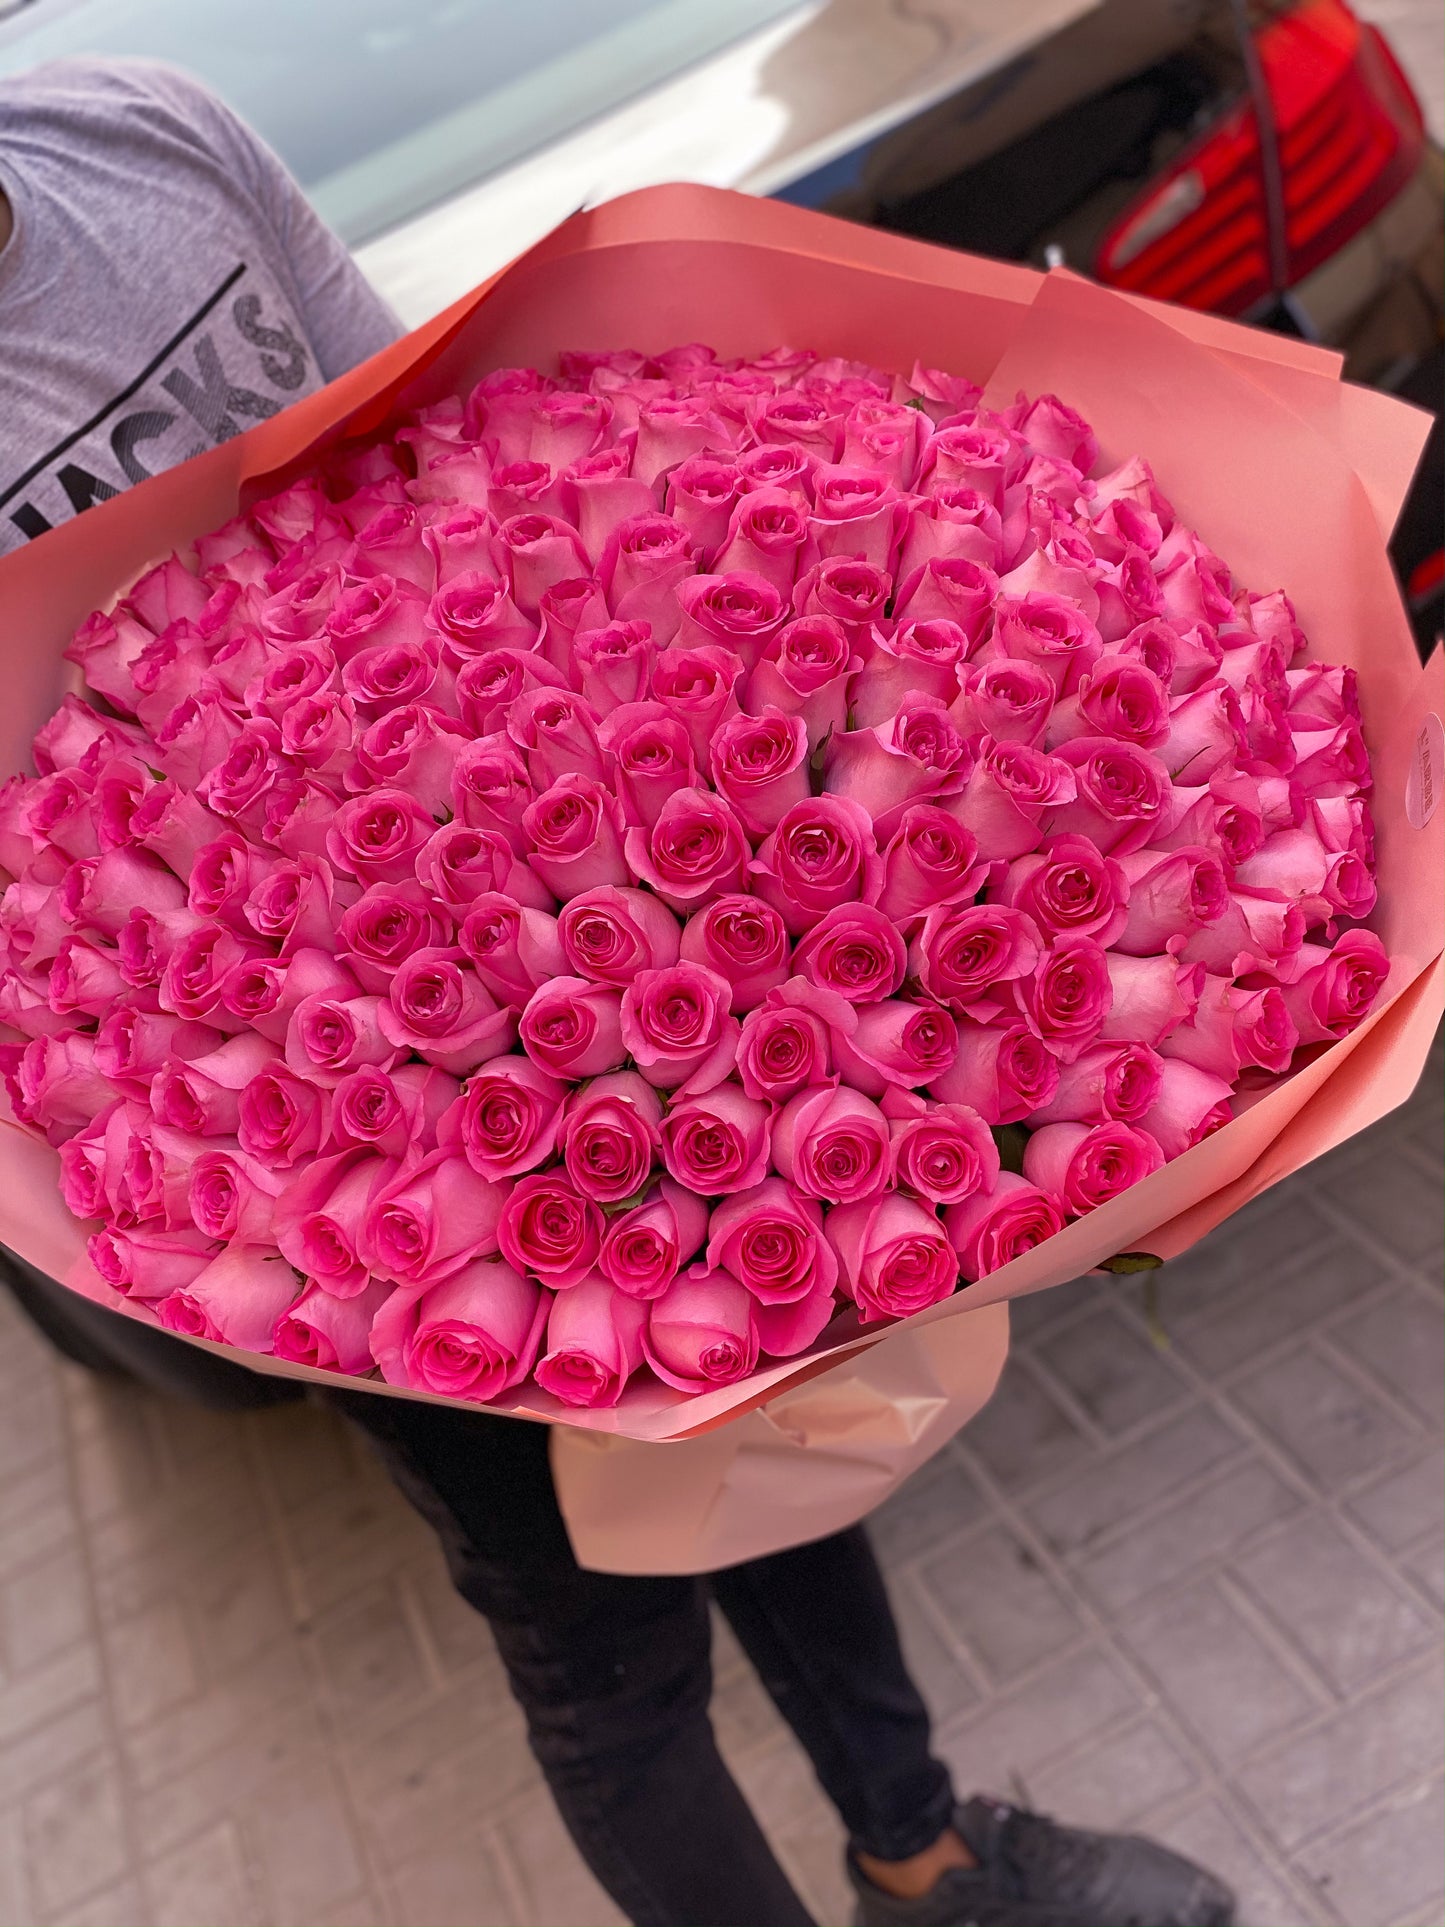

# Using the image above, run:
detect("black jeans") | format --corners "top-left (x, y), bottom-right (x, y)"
top-left (327, 1390), bottom-right (956, 1927)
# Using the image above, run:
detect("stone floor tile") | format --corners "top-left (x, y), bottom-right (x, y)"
top-left (0, 1805), bottom-right (32, 1927)
top-left (1162, 1237), bottom-right (1382, 1379)
top-left (385, 1843), bottom-right (517, 1927)
top-left (0, 1699), bottom-right (109, 1814)
top-left (712, 1656), bottom-right (794, 1759)
top-left (955, 1357), bottom-right (1095, 1493)
top-left (934, 1646), bottom-right (1143, 1794)
top-left (1149, 1798), bottom-right (1328, 1927)
top-left (1005, 1278), bottom-right (1105, 1340)
top-left (145, 1821), bottom-right (262, 1927)
top-left (1226, 1348), bottom-right (1419, 1491)
top-left (250, 1400), bottom-right (361, 1515)
top-left (919, 1523), bottom-right (1088, 1686)
top-left (243, 1760), bottom-right (368, 1923)
top-left (308, 1894), bottom-right (386, 1927)
top-left (116, 1638), bottom-right (312, 1796)
top-left (1027, 1717), bottom-right (1199, 1830)
top-left (1070, 1458), bottom-right (1303, 1612)
top-left (183, 1537), bottom-right (296, 1680)
top-left (1327, 1288), bottom-right (1445, 1429)
top-left (1345, 1448), bottom-right (1445, 1553)
top-left (1236, 1651), bottom-right (1445, 1851)
top-left (0, 1461), bottom-right (76, 1578)
top-left (128, 1710), bottom-right (329, 1865)
top-left (1401, 1534), bottom-right (1445, 1609)
top-left (49, 1879), bottom-right (150, 1927)
top-left (1118, 1579), bottom-right (1322, 1764)
top-left (100, 1601), bottom-right (199, 1733)
top-left (22, 1753), bottom-right (130, 1916)
top-left (866, 1447), bottom-right (991, 1566)
top-left (885, 1579), bottom-right (983, 1726)
top-left (1321, 1144), bottom-right (1443, 1264)
top-left (1296, 1780), bottom-right (1445, 1927)
top-left (0, 1542), bottom-right (91, 1675)
top-left (0, 1643), bottom-right (102, 1750)
top-left (398, 1551), bottom-right (500, 1681)
top-left (1031, 1306), bottom-right (1193, 1438)
top-left (310, 1582), bottom-right (431, 1735)
top-left (1022, 1405), bottom-right (1245, 1558)
top-left (1230, 1512), bottom-right (1439, 1696)
top-left (498, 1789), bottom-right (628, 1927)
top-left (771, 1800), bottom-right (852, 1927)
top-left (1141, 1191), bottom-right (1335, 1310)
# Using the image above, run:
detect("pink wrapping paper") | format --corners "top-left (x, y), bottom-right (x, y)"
top-left (0, 187), bottom-right (1438, 1572)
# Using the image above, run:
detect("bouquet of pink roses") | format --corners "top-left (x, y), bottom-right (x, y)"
top-left (0, 190), bottom-right (1437, 1570)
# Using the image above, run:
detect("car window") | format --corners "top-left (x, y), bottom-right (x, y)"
top-left (0, 0), bottom-right (808, 241)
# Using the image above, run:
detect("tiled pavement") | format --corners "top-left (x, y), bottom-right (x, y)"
top-left (0, 1030), bottom-right (1438, 1927)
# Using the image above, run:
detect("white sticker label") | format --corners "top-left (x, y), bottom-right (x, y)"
top-left (1405, 711), bottom-right (1443, 831)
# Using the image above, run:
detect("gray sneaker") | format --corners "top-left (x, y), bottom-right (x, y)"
top-left (848, 1797), bottom-right (1235, 1927)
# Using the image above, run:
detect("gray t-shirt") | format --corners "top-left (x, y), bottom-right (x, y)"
top-left (0, 56), bottom-right (403, 553)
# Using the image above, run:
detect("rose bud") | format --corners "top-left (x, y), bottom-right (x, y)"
top-left (644, 1272), bottom-right (759, 1392)
top-left (152, 1033), bottom-right (280, 1139)
top-left (325, 789), bottom-right (437, 885)
top-left (705, 1179), bottom-right (840, 1355)
top-left (456, 646), bottom-right (566, 736)
top-left (895, 487), bottom-right (1001, 575)
top-left (362, 1151), bottom-right (506, 1285)
top-left (945, 1172), bottom-right (1067, 1282)
top-left (1277, 930), bottom-right (1389, 1046)
top-left (274, 1149), bottom-right (398, 1296)
top-left (772, 1085), bottom-right (890, 1205)
top-left (634, 392), bottom-right (735, 486)
top-left (156, 1246), bottom-right (301, 1353)
top-left (450, 735), bottom-right (534, 849)
top-left (521, 773), bottom-right (630, 902)
top-left (954, 660), bottom-right (1058, 749)
top-left (851, 620), bottom-right (970, 728)
top-left (93, 1009), bottom-right (221, 1089)
top-left (746, 615), bottom-right (860, 750)
top-left (792, 903), bottom-right (909, 1007)
top-left (280, 991), bottom-right (399, 1088)
top-left (665, 455), bottom-right (745, 559)
top-left (536, 576), bottom-right (610, 676)
top-left (678, 895), bottom-right (790, 1012)
top-left (620, 962), bottom-right (738, 1094)
top-left (323, 574), bottom-right (428, 663)
top-left (563, 448), bottom-right (657, 560)
top-left (243, 855), bottom-right (354, 958)
top-left (713, 490), bottom-right (809, 595)
top-left (379, 948), bottom-right (515, 1076)
top-left (370, 1259), bottom-right (547, 1400)
top-left (660, 1083), bottom-right (772, 1195)
top-left (1178, 891), bottom-right (1306, 979)
top-left (558, 886), bottom-right (682, 987)
top-left (736, 981), bottom-right (842, 1102)
top-left (88, 1224), bottom-right (215, 1301)
top-left (273, 1278), bottom-right (392, 1377)
top-left (70, 846), bottom-right (189, 940)
top-left (625, 787), bottom-right (751, 912)
top-left (457, 895), bottom-right (563, 1009)
top-left (911, 903), bottom-right (1043, 1011)
top-left (1012, 937), bottom-right (1113, 1064)
top-left (505, 688), bottom-right (606, 796)
top-left (1156, 683), bottom-right (1246, 785)
top-left (832, 998), bottom-right (960, 1097)
top-left (1096, 953), bottom-right (1203, 1049)
top-left (599, 1178), bottom-right (710, 1300)
top-left (534, 1275), bottom-right (650, 1408)
top-left (1159, 976), bottom-right (1297, 1080)
top-left (824, 697), bottom-right (974, 842)
top-left (878, 807), bottom-right (986, 926)
top-left (1045, 737), bottom-right (1172, 855)
top-left (890, 557), bottom-right (994, 642)
top-left (573, 619), bottom-right (657, 712)
top-left (1026, 1041), bottom-right (1164, 1125)
top-left (518, 976), bottom-right (627, 1080)
top-left (447, 1054), bottom-right (567, 1180)
top-left (598, 517), bottom-right (693, 643)
top-left (46, 937), bottom-right (127, 1022)
top-left (1138, 1060), bottom-right (1233, 1159)
top-left (827, 1193), bottom-right (959, 1321)
top-left (674, 572), bottom-right (788, 669)
top-left (497, 1170), bottom-right (604, 1289)
top-left (883, 1091), bottom-right (1000, 1206)
top-left (495, 512), bottom-right (591, 617)
top-left (751, 795), bottom-right (881, 936)
top-left (954, 737), bottom-right (1078, 864)
top-left (600, 701), bottom-right (699, 830)
top-left (1232, 824), bottom-right (1377, 926)
top-left (989, 835), bottom-right (1128, 948)
top-left (708, 706), bottom-right (810, 837)
top-left (1047, 656), bottom-right (1171, 752)
top-left (1111, 846), bottom-right (1230, 957)
top-left (559, 1072), bottom-right (664, 1205)
top-left (1023, 1121), bottom-right (1165, 1215)
top-left (328, 1062), bottom-right (460, 1159)
top-left (650, 644), bottom-right (744, 767)
top-left (338, 884), bottom-right (456, 996)
top-left (929, 1020), bottom-right (1061, 1125)
top-left (418, 823), bottom-right (554, 914)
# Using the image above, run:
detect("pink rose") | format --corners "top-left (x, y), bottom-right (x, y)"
top-left (558, 886), bottom-right (681, 987)
top-left (660, 1083), bottom-right (772, 1194)
top-left (772, 1085), bottom-right (890, 1204)
top-left (1045, 738), bottom-right (1171, 855)
top-left (534, 1276), bottom-right (649, 1408)
top-left (188, 834), bottom-right (275, 933)
top-left (362, 1151), bottom-right (506, 1285)
top-left (791, 903), bottom-right (908, 1006)
top-left (274, 1149), bottom-right (398, 1296)
top-left (599, 1178), bottom-right (710, 1300)
top-left (1047, 656), bottom-right (1170, 753)
top-left (564, 450), bottom-right (657, 560)
top-left (804, 464), bottom-right (903, 573)
top-left (911, 903), bottom-right (1042, 1010)
top-left (877, 807), bottom-right (985, 925)
top-left (93, 1008), bottom-right (221, 1088)
top-left (601, 702), bottom-right (699, 830)
top-left (751, 796), bottom-right (881, 935)
top-left (674, 572), bottom-right (788, 668)
top-left (573, 620), bottom-right (656, 713)
top-left (456, 647), bottom-right (566, 737)
top-left (329, 1062), bottom-right (459, 1158)
top-left (746, 616), bottom-right (859, 749)
top-left (508, 686), bottom-right (607, 790)
top-left (928, 1021), bottom-right (1061, 1125)
top-left (285, 992), bottom-right (400, 1086)
top-left (244, 856), bottom-right (353, 957)
top-left (1138, 1060), bottom-right (1233, 1158)
top-left (851, 621), bottom-right (969, 729)
top-left (823, 698), bottom-right (973, 839)
top-left (450, 736), bottom-right (534, 847)
top-left (992, 835), bottom-right (1128, 946)
top-left (713, 490), bottom-right (808, 595)
top-left (1157, 683), bottom-right (1245, 784)
top-left (338, 884), bottom-right (456, 996)
top-left (450, 1054), bottom-right (567, 1179)
top-left (988, 592), bottom-right (1102, 693)
top-left (237, 1063), bottom-right (327, 1167)
top-left (47, 937), bottom-right (127, 1021)
top-left (559, 1072), bottom-right (663, 1204)
top-left (152, 1033), bottom-right (281, 1137)
top-left (88, 1223), bottom-right (215, 1301)
top-left (370, 1259), bottom-right (546, 1400)
top-left (536, 577), bottom-right (610, 675)
top-left (678, 895), bottom-right (790, 1012)
top-left (953, 661), bottom-right (1052, 746)
top-left (518, 976), bottom-right (627, 1080)
top-left (457, 896), bottom-right (563, 1009)
top-left (413, 822), bottom-right (550, 918)
top-left (1097, 953), bottom-right (1202, 1047)
top-left (827, 1192), bottom-right (959, 1321)
top-left (625, 787), bottom-right (750, 911)
top-left (325, 575), bottom-right (429, 662)
top-left (832, 998), bottom-right (959, 1097)
top-left (1233, 825), bottom-right (1377, 925)
top-left (708, 707), bottom-right (810, 836)
top-left (704, 1179), bottom-right (839, 1355)
top-left (1025, 1041), bottom-right (1164, 1125)
top-left (884, 1092), bottom-right (999, 1206)
top-left (891, 557), bottom-right (995, 641)
top-left (1023, 1121), bottom-right (1164, 1214)
top-left (195, 722), bottom-right (285, 829)
top-left (955, 738), bottom-right (1078, 863)
top-left (379, 948), bottom-right (514, 1075)
top-left (496, 512), bottom-right (591, 616)
top-left (644, 1272), bottom-right (759, 1391)
top-left (1159, 976), bottom-right (1297, 1079)
top-left (523, 774), bottom-right (630, 901)
top-left (1012, 936), bottom-right (1113, 1063)
top-left (497, 1170), bottom-right (604, 1288)
top-left (1113, 846), bottom-right (1229, 956)
top-left (1178, 891), bottom-right (1306, 979)
top-left (620, 962), bottom-right (737, 1093)
top-left (634, 394), bottom-right (736, 485)
top-left (245, 643), bottom-right (335, 725)
top-left (1276, 930), bottom-right (1389, 1045)
top-left (69, 847), bottom-right (189, 938)
top-left (156, 1245), bottom-right (300, 1352)
top-left (650, 645), bottom-right (744, 766)
top-left (599, 516), bottom-right (694, 641)
top-left (326, 789), bottom-right (437, 885)
top-left (1286, 661), bottom-right (1360, 729)
top-left (272, 1279), bottom-right (391, 1375)
top-left (945, 1172), bottom-right (1066, 1282)
top-left (736, 981), bottom-right (837, 1101)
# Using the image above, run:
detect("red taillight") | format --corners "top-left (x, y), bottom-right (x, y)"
top-left (1095, 0), bottom-right (1426, 314)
